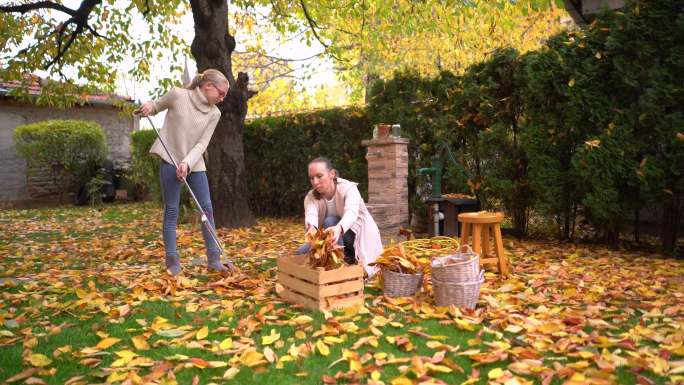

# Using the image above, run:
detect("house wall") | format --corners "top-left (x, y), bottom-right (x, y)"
top-left (0, 98), bottom-right (134, 204)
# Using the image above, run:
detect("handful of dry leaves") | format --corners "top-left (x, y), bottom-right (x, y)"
top-left (305, 228), bottom-right (345, 270)
top-left (369, 243), bottom-right (426, 274)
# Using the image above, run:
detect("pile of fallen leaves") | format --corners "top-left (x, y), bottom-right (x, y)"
top-left (370, 243), bottom-right (426, 274)
top-left (442, 193), bottom-right (475, 200)
top-left (305, 228), bottom-right (344, 270)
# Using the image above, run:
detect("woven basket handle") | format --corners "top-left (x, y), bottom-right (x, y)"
top-left (458, 244), bottom-right (475, 256)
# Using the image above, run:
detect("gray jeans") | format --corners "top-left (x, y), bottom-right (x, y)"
top-left (160, 161), bottom-right (220, 258)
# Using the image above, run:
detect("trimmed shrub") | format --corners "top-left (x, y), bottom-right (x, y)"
top-left (128, 129), bottom-right (160, 200)
top-left (13, 119), bottom-right (108, 203)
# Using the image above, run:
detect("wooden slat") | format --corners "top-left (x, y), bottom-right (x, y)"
top-left (279, 286), bottom-right (365, 311)
top-left (278, 272), bottom-right (363, 299)
top-left (277, 272), bottom-right (319, 298)
top-left (277, 257), bottom-right (322, 284)
top-left (325, 293), bottom-right (365, 310)
top-left (277, 256), bottom-right (364, 284)
top-left (318, 264), bottom-right (364, 284)
top-left (319, 279), bottom-right (364, 298)
top-left (279, 287), bottom-right (320, 310)
top-left (493, 223), bottom-right (508, 276)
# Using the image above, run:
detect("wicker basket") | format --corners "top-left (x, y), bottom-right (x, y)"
top-left (431, 245), bottom-right (480, 282)
top-left (432, 270), bottom-right (484, 309)
top-left (382, 269), bottom-right (424, 297)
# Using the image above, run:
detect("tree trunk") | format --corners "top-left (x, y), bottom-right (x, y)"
top-left (661, 193), bottom-right (682, 255)
top-left (189, 0), bottom-right (255, 228)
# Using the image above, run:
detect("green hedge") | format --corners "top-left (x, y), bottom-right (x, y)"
top-left (129, 129), bottom-right (160, 200)
top-left (368, 0), bottom-right (683, 252)
top-left (244, 107), bottom-right (370, 217)
top-left (13, 119), bottom-right (108, 202)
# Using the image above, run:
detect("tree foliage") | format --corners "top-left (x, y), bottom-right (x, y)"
top-left (263, 0), bottom-right (569, 95)
top-left (368, 0), bottom-right (683, 252)
top-left (0, 1), bottom-right (188, 98)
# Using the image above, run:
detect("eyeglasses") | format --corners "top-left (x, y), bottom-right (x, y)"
top-left (210, 82), bottom-right (228, 99)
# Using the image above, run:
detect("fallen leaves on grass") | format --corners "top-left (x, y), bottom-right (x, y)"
top-left (0, 204), bottom-right (683, 385)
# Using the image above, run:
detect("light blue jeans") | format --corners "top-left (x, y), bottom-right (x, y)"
top-left (160, 161), bottom-right (220, 258)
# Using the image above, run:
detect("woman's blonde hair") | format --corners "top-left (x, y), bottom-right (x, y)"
top-left (185, 69), bottom-right (229, 90)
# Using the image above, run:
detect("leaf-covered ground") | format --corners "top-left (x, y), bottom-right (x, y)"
top-left (1, 203), bottom-right (683, 385)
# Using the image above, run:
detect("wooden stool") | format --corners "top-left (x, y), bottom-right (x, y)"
top-left (458, 211), bottom-right (508, 276)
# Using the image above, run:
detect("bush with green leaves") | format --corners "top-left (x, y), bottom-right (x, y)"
top-left (367, 0), bottom-right (682, 252)
top-left (128, 129), bottom-right (198, 222)
top-left (244, 107), bottom-right (370, 217)
top-left (129, 129), bottom-right (160, 200)
top-left (368, 71), bottom-right (467, 225)
top-left (13, 119), bottom-right (108, 203)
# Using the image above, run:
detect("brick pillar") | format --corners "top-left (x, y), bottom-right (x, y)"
top-left (361, 137), bottom-right (409, 240)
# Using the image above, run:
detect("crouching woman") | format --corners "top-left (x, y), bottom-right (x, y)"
top-left (297, 157), bottom-right (382, 277)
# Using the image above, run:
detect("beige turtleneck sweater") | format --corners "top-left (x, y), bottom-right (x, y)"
top-left (148, 87), bottom-right (221, 172)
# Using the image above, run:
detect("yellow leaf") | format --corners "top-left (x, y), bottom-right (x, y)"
top-left (132, 336), bottom-right (149, 350)
top-left (295, 330), bottom-right (307, 339)
top-left (316, 340), bottom-right (330, 356)
top-left (201, 360), bottom-right (224, 369)
top-left (289, 344), bottom-right (299, 358)
top-left (223, 367), bottom-right (240, 380)
top-left (349, 359), bottom-right (362, 373)
top-left (290, 315), bottom-right (314, 325)
top-left (261, 329), bottom-right (281, 345)
top-left (106, 371), bottom-right (128, 383)
top-left (110, 358), bottom-right (129, 368)
top-left (425, 362), bottom-right (452, 373)
top-left (95, 337), bottom-right (120, 350)
top-left (239, 350), bottom-right (265, 367)
top-left (28, 354), bottom-right (52, 367)
top-left (455, 319), bottom-right (474, 331)
top-left (426, 341), bottom-right (443, 349)
top-left (324, 336), bottom-right (344, 345)
top-left (568, 78), bottom-right (576, 87)
top-left (114, 350), bottom-right (137, 360)
top-left (196, 326), bottom-right (209, 340)
top-left (391, 376), bottom-right (414, 385)
top-left (488, 368), bottom-right (504, 379)
top-left (371, 370), bottom-right (381, 381)
top-left (567, 360), bottom-right (590, 370)
top-left (219, 338), bottom-right (233, 350)
top-left (264, 347), bottom-right (277, 363)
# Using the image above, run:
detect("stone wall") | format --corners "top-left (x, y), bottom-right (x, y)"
top-left (0, 98), bottom-right (134, 204)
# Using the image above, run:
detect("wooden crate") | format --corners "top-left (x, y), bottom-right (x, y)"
top-left (277, 254), bottom-right (364, 311)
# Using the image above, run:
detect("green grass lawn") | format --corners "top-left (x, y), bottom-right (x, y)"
top-left (1, 202), bottom-right (683, 385)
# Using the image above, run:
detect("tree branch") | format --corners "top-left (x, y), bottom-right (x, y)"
top-left (0, 1), bottom-right (75, 15)
top-left (299, 0), bottom-right (326, 47)
top-left (298, 0), bottom-right (349, 63)
top-left (140, 0), bottom-right (151, 17)
top-left (1, 0), bottom-right (106, 69)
